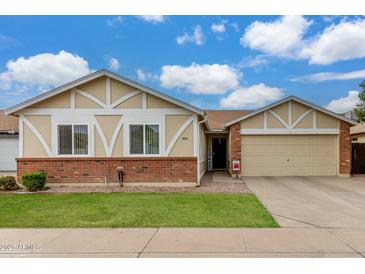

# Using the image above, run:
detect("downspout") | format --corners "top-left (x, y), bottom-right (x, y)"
top-left (197, 114), bottom-right (208, 187)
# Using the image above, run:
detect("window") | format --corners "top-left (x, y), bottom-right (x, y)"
top-left (57, 124), bottom-right (88, 155)
top-left (129, 124), bottom-right (159, 155)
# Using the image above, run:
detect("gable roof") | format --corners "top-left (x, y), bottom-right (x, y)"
top-left (0, 111), bottom-right (18, 132)
top-left (4, 69), bottom-right (204, 116)
top-left (205, 110), bottom-right (252, 131)
top-left (224, 95), bottom-right (358, 127)
top-left (350, 123), bottom-right (365, 135)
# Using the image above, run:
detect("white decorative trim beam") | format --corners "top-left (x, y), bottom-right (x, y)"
top-left (288, 100), bottom-right (292, 127)
top-left (107, 117), bottom-right (124, 156)
top-left (313, 110), bottom-right (317, 129)
top-left (268, 109), bottom-right (289, 128)
top-left (20, 108), bottom-right (193, 116)
top-left (110, 90), bottom-right (141, 108)
top-left (22, 116), bottom-right (52, 156)
top-left (106, 77), bottom-right (111, 106)
top-left (142, 93), bottom-right (147, 109)
top-left (291, 109), bottom-right (313, 128)
top-left (164, 115), bottom-right (195, 156)
top-left (75, 88), bottom-right (107, 108)
top-left (70, 89), bottom-right (76, 109)
top-left (264, 111), bottom-right (268, 129)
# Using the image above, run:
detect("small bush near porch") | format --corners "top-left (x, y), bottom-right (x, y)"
top-left (0, 193), bottom-right (278, 228)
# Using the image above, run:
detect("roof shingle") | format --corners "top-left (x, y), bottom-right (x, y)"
top-left (205, 110), bottom-right (252, 131)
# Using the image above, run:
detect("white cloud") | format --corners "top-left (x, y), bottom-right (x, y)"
top-left (136, 69), bottom-right (147, 81)
top-left (176, 25), bottom-right (205, 46)
top-left (106, 16), bottom-right (123, 27)
top-left (300, 19), bottom-right (365, 64)
top-left (136, 69), bottom-right (158, 82)
top-left (290, 69), bottom-right (365, 83)
top-left (160, 63), bottom-right (241, 94)
top-left (325, 90), bottom-right (359, 113)
top-left (211, 23), bottom-right (226, 33)
top-left (238, 55), bottom-right (269, 69)
top-left (137, 16), bottom-right (165, 23)
top-left (220, 83), bottom-right (284, 108)
top-left (108, 57), bottom-right (120, 71)
top-left (230, 22), bottom-right (239, 32)
top-left (0, 50), bottom-right (91, 91)
top-left (241, 16), bottom-right (365, 65)
top-left (241, 15), bottom-right (312, 58)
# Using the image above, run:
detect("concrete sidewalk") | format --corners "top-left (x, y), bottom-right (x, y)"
top-left (0, 228), bottom-right (365, 258)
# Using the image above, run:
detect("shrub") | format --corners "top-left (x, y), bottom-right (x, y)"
top-left (22, 172), bottom-right (47, 192)
top-left (0, 176), bottom-right (19, 191)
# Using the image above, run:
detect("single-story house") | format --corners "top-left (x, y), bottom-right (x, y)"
top-left (5, 69), bottom-right (357, 185)
top-left (350, 123), bottom-right (365, 143)
top-left (0, 111), bottom-right (19, 175)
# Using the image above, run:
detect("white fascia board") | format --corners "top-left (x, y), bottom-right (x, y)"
top-left (5, 69), bottom-right (205, 117)
top-left (225, 95), bottom-right (358, 127)
top-left (4, 70), bottom-right (106, 115)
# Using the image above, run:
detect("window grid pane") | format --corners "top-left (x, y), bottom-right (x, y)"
top-left (130, 125), bottom-right (144, 154)
top-left (73, 125), bottom-right (88, 155)
top-left (58, 125), bottom-right (72, 155)
top-left (145, 125), bottom-right (159, 154)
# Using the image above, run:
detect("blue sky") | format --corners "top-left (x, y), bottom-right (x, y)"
top-left (0, 15), bottom-right (365, 113)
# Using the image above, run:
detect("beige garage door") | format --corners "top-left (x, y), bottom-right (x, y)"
top-left (241, 135), bottom-right (338, 176)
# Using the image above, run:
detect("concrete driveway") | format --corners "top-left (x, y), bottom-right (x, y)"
top-left (244, 176), bottom-right (365, 228)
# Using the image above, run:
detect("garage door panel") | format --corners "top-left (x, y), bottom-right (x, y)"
top-left (244, 144), bottom-right (334, 155)
top-left (0, 138), bottom-right (18, 171)
top-left (242, 135), bottom-right (337, 176)
top-left (244, 155), bottom-right (335, 167)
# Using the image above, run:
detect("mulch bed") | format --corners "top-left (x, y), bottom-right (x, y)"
top-left (2, 172), bottom-right (250, 194)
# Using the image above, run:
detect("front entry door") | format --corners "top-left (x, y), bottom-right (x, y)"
top-left (212, 138), bottom-right (227, 169)
top-left (352, 143), bottom-right (365, 174)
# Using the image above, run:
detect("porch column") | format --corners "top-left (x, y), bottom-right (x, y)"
top-left (229, 122), bottom-right (241, 177)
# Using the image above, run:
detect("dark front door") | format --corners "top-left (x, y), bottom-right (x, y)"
top-left (212, 138), bottom-right (227, 169)
top-left (352, 143), bottom-right (365, 174)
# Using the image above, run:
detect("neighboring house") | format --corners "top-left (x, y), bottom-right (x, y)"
top-left (5, 70), bottom-right (357, 185)
top-left (0, 111), bottom-right (19, 175)
top-left (350, 123), bottom-right (365, 174)
top-left (350, 123), bottom-right (365, 143)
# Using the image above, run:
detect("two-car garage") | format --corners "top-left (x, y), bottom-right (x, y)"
top-left (225, 97), bottom-right (356, 177)
top-left (241, 135), bottom-right (338, 176)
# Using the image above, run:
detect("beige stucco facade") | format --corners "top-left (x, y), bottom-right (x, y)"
top-left (32, 91), bottom-right (71, 108)
top-left (169, 123), bottom-right (194, 156)
top-left (241, 100), bottom-right (341, 131)
top-left (16, 75), bottom-right (199, 160)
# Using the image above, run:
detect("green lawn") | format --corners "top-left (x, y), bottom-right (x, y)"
top-left (0, 192), bottom-right (278, 228)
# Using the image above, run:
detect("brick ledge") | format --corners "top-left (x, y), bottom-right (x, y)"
top-left (17, 157), bottom-right (197, 162)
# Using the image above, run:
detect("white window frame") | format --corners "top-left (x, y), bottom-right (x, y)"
top-left (127, 123), bottom-right (161, 156)
top-left (56, 123), bottom-right (91, 156)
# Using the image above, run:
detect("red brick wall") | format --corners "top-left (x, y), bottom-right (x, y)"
top-left (17, 157), bottom-right (197, 184)
top-left (228, 122), bottom-right (241, 176)
top-left (339, 121), bottom-right (351, 175)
